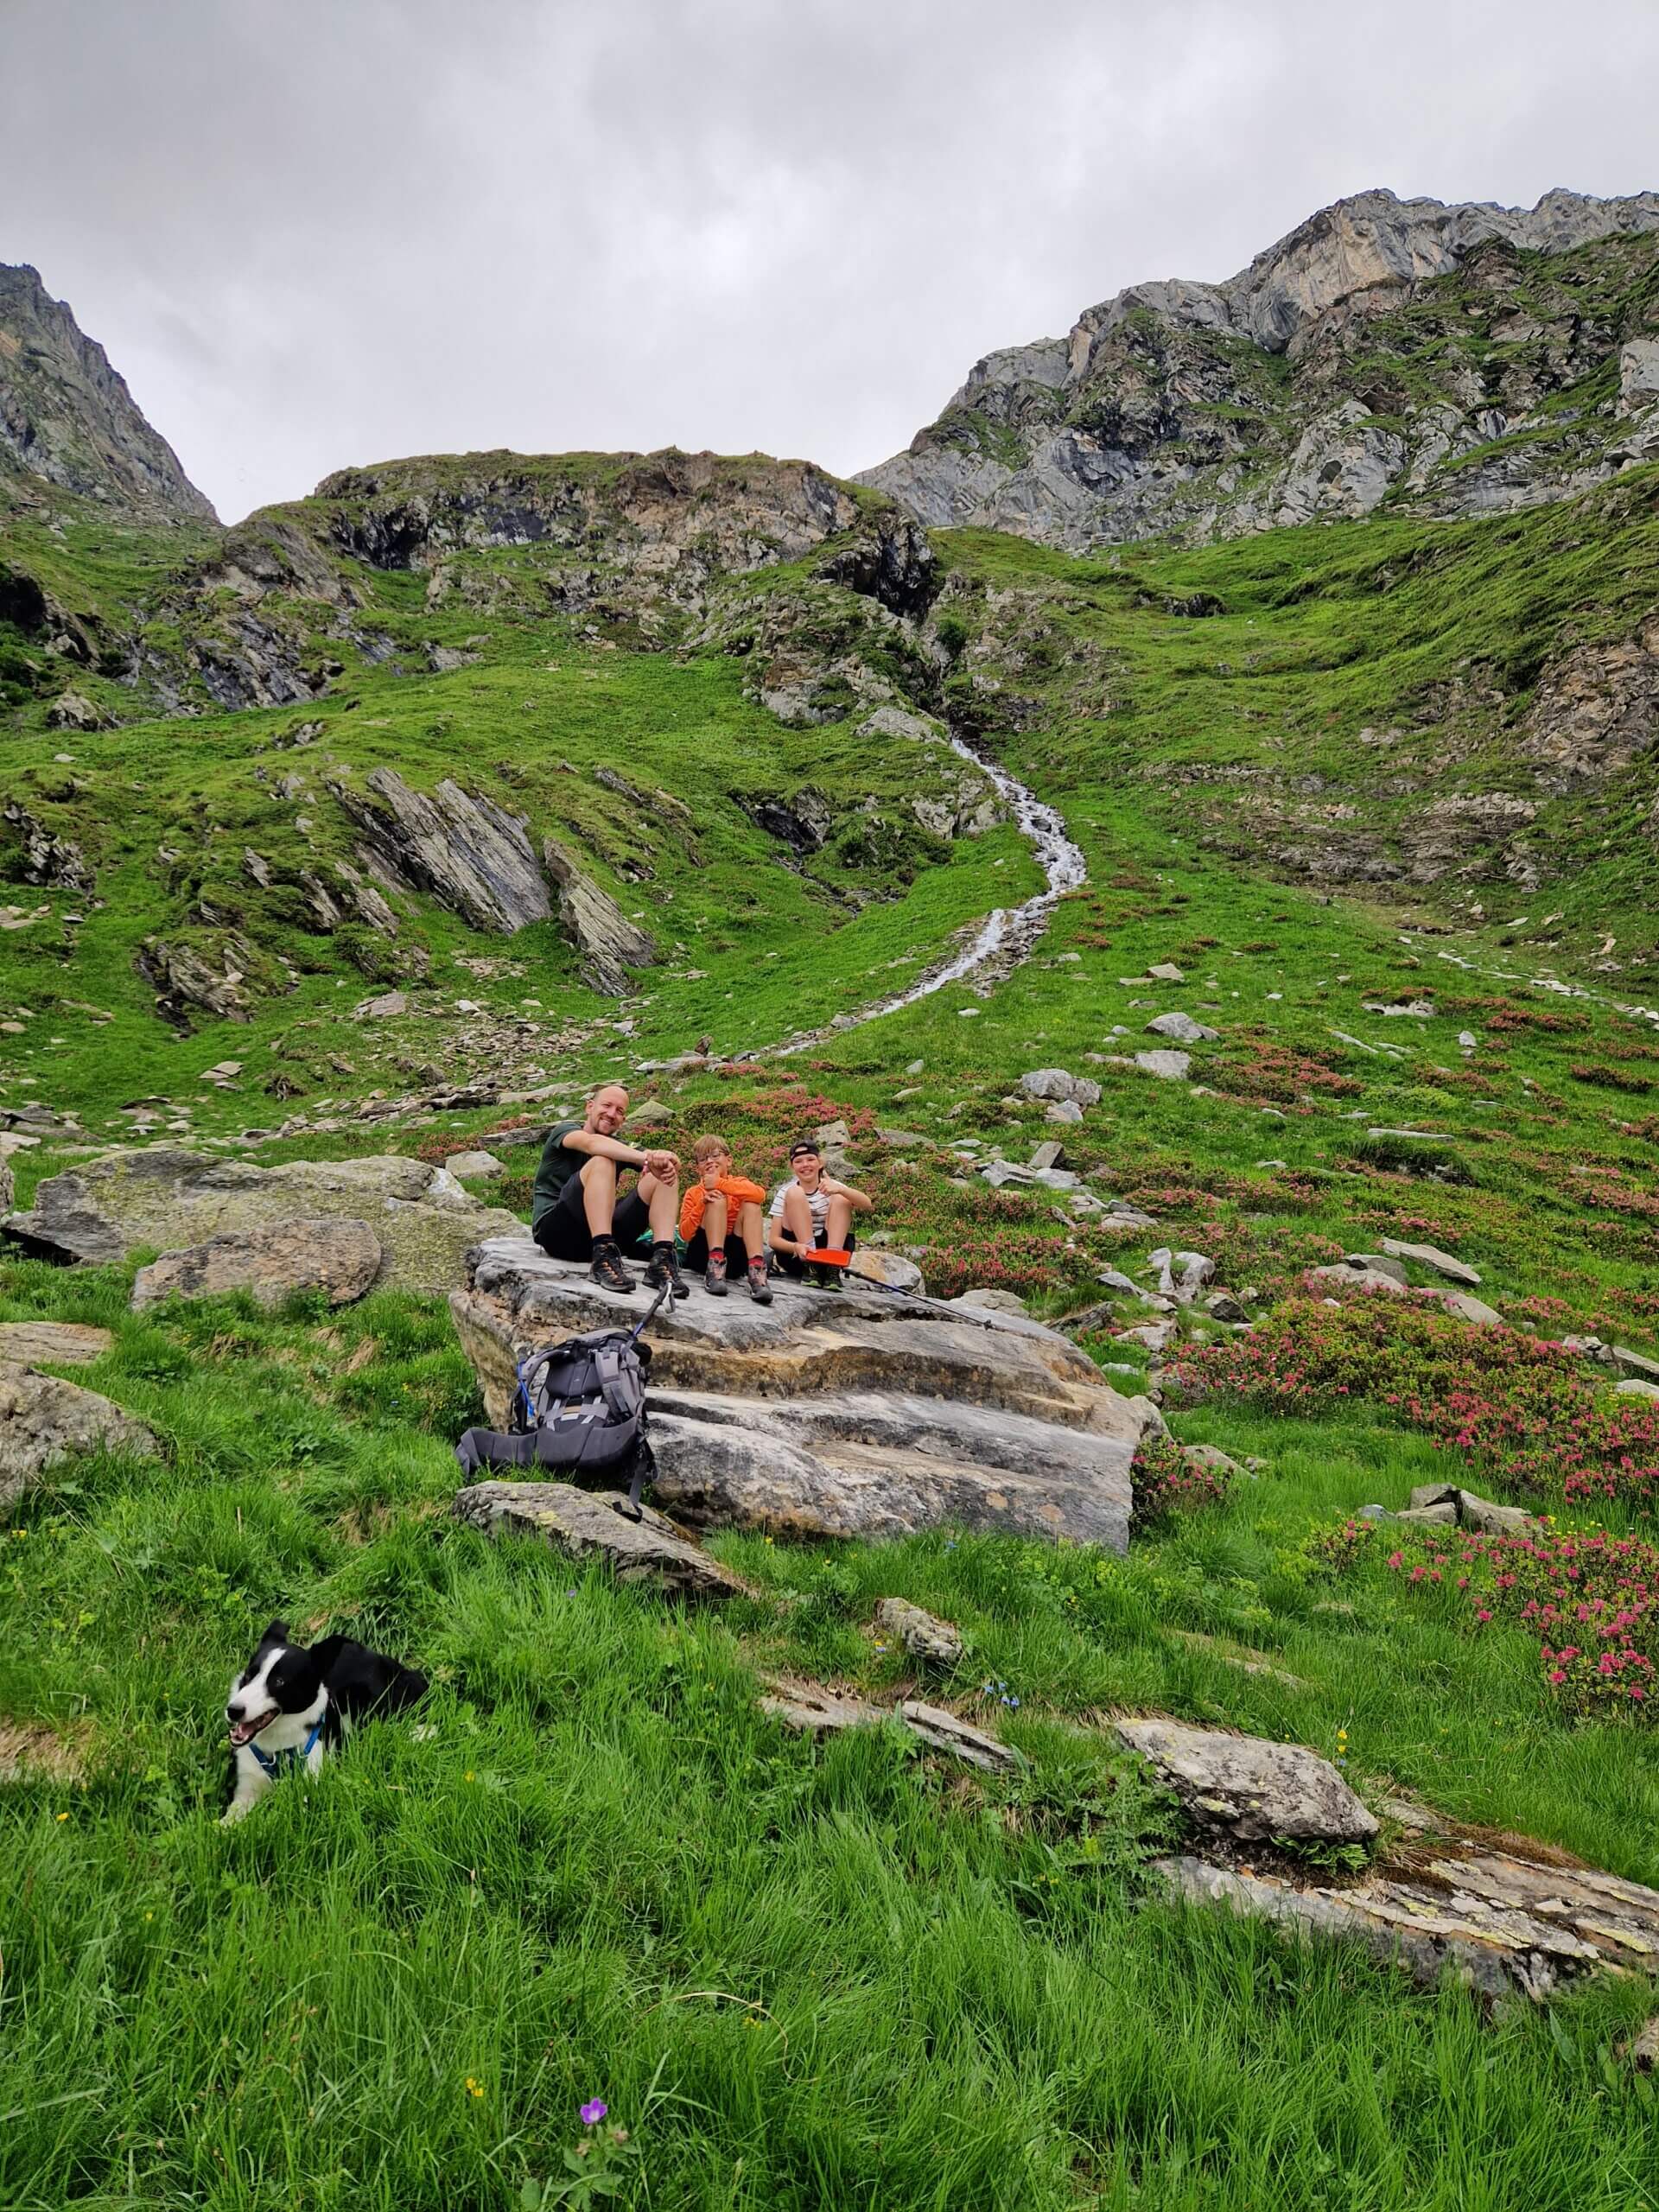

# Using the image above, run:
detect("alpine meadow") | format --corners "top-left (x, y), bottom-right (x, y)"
top-left (4, 185), bottom-right (1659, 2212)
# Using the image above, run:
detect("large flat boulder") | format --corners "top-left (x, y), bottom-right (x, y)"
top-left (450, 1238), bottom-right (1152, 1549)
top-left (2, 1365), bottom-right (158, 1513)
top-left (3, 1149), bottom-right (520, 1296)
top-left (130, 1217), bottom-right (383, 1310)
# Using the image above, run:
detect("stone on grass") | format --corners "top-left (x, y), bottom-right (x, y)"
top-left (873, 1596), bottom-right (963, 1668)
top-left (1147, 963), bottom-right (1185, 983)
top-left (1617, 1378), bottom-right (1659, 1402)
top-left (1614, 1345), bottom-right (1659, 1385)
top-left (1346, 1252), bottom-right (1410, 1287)
top-left (1414, 1287), bottom-right (1504, 1328)
top-left (0, 1321), bottom-right (111, 1367)
top-left (1019, 1068), bottom-right (1101, 1108)
top-left (4, 1148), bottom-right (519, 1295)
top-left (1115, 1718), bottom-right (1378, 1845)
top-left (847, 1249), bottom-right (925, 1294)
top-left (1203, 1290), bottom-right (1248, 1324)
top-left (1157, 1832), bottom-right (1659, 1999)
top-left (1046, 1098), bottom-right (1084, 1124)
top-left (1311, 1261), bottom-right (1406, 1296)
top-left (453, 1479), bottom-right (745, 1600)
top-left (130, 1217), bottom-right (383, 1311)
top-left (2, 1367), bottom-right (157, 1513)
top-left (443, 1150), bottom-right (505, 1179)
top-left (953, 1287), bottom-right (1028, 1316)
top-left (1135, 1050), bottom-right (1192, 1081)
top-left (1145, 1012), bottom-right (1220, 1045)
top-left (1377, 1237), bottom-right (1481, 1287)
top-left (1402, 1484), bottom-right (1537, 1534)
top-left (625, 1100), bottom-right (674, 1129)
top-left (760, 1676), bottom-right (1017, 1774)
top-left (356, 990), bottom-right (410, 1020)
top-left (1027, 1141), bottom-right (1065, 1172)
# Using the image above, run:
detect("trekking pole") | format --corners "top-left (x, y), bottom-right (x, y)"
top-left (626, 1277), bottom-right (673, 1347)
top-left (807, 1250), bottom-right (1028, 1335)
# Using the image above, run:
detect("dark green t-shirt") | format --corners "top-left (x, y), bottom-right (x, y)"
top-left (531, 1120), bottom-right (586, 1228)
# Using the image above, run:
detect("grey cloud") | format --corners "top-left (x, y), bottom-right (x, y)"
top-left (3, 0), bottom-right (1656, 520)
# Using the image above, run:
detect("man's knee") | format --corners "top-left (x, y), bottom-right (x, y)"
top-left (581, 1154), bottom-right (618, 1191)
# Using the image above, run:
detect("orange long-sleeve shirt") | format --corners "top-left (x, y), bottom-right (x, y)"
top-left (679, 1171), bottom-right (766, 1243)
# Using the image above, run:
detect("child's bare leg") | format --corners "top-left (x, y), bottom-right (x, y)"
top-left (779, 1185), bottom-right (816, 1258)
top-left (735, 1199), bottom-right (766, 1260)
top-left (825, 1196), bottom-right (853, 1251)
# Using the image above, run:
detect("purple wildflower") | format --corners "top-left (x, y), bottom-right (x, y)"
top-left (580, 2099), bottom-right (607, 2126)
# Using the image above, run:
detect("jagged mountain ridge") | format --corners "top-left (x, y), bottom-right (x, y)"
top-left (0, 264), bottom-right (216, 524)
top-left (860, 187), bottom-right (1659, 549)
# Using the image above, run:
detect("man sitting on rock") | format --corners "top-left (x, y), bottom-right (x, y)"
top-left (766, 1138), bottom-right (872, 1291)
top-left (531, 1082), bottom-right (685, 1296)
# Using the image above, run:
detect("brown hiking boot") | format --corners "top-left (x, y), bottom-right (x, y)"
top-left (588, 1238), bottom-right (632, 1295)
top-left (747, 1255), bottom-right (772, 1305)
top-left (704, 1249), bottom-right (730, 1297)
top-left (642, 1241), bottom-right (688, 1300)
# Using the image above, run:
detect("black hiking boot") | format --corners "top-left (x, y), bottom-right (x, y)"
top-left (746, 1255), bottom-right (773, 1306)
top-left (588, 1237), bottom-right (633, 1295)
top-left (643, 1240), bottom-right (688, 1300)
top-left (812, 1262), bottom-right (844, 1293)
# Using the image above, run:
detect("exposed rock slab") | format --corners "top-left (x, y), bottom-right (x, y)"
top-left (1377, 1237), bottom-right (1482, 1287)
top-left (1157, 1830), bottom-right (1659, 1999)
top-left (2, 1366), bottom-right (157, 1513)
top-left (4, 1148), bottom-right (519, 1294)
top-left (450, 1239), bottom-right (1150, 1548)
top-left (453, 1478), bottom-right (745, 1600)
top-left (130, 1217), bottom-right (383, 1310)
top-left (0, 1321), bottom-right (111, 1367)
top-left (330, 767), bottom-right (550, 933)
top-left (1116, 1718), bottom-right (1378, 1843)
top-left (542, 838), bottom-right (656, 994)
top-left (760, 1676), bottom-right (1018, 1773)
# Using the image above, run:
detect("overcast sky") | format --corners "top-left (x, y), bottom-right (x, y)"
top-left (3, 0), bottom-right (1657, 523)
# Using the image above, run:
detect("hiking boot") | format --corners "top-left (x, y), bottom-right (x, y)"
top-left (588, 1238), bottom-right (633, 1295)
top-left (812, 1263), bottom-right (844, 1293)
top-left (643, 1241), bottom-right (688, 1300)
top-left (704, 1249), bottom-right (729, 1298)
top-left (747, 1255), bottom-right (773, 1306)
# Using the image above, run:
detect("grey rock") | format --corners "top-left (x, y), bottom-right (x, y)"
top-left (1613, 1345), bottom-right (1659, 1385)
top-left (46, 689), bottom-right (106, 732)
top-left (1095, 1268), bottom-right (1139, 1294)
top-left (1377, 1237), bottom-right (1481, 1287)
top-left (1, 1364), bottom-right (158, 1513)
top-left (1390, 1503), bottom-right (1459, 1526)
top-left (846, 1249), bottom-right (925, 1295)
top-left (1181, 1444), bottom-right (1242, 1478)
top-left (5, 1147), bottom-right (518, 1294)
top-left (130, 1217), bottom-right (383, 1311)
top-left (1145, 1011), bottom-right (1220, 1045)
top-left (331, 766), bottom-right (551, 934)
top-left (1616, 1378), bottom-right (1659, 1402)
top-left (1135, 1050), bottom-right (1192, 1081)
top-left (1156, 1828), bottom-right (1659, 1999)
top-left (623, 1100), bottom-right (674, 1128)
top-left (454, 1479), bottom-right (745, 1601)
top-left (444, 1150), bottom-right (505, 1179)
top-left (355, 989), bottom-right (410, 1020)
top-left (953, 1287), bottom-right (1028, 1316)
top-left (873, 1596), bottom-right (963, 1668)
top-left (1045, 1098), bottom-right (1084, 1124)
top-left (542, 837), bottom-right (656, 994)
top-left (1414, 1287), bottom-right (1505, 1328)
top-left (1115, 1718), bottom-right (1378, 1844)
top-left (450, 1240), bottom-right (1153, 1550)
top-left (1019, 1067), bottom-right (1101, 1107)
top-left (0, 1321), bottom-right (111, 1367)
top-left (1310, 1262), bottom-right (1406, 1296)
top-left (1346, 1253), bottom-right (1411, 1288)
top-left (875, 1127), bottom-right (926, 1147)
top-left (1147, 963), bottom-right (1185, 982)
top-left (136, 938), bottom-right (251, 1026)
top-left (1027, 1141), bottom-right (1065, 1172)
top-left (1202, 1290), bottom-right (1248, 1324)
top-left (760, 1678), bottom-right (1017, 1774)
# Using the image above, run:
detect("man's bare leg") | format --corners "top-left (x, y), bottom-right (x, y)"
top-left (638, 1167), bottom-right (680, 1241)
top-left (579, 1152), bottom-right (619, 1237)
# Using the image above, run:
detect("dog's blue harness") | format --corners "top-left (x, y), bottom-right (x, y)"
top-left (249, 1716), bottom-right (323, 1778)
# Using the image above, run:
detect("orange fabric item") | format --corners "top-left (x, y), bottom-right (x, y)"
top-left (679, 1171), bottom-right (766, 1243)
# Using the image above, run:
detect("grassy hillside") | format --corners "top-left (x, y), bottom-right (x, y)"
top-left (5, 451), bottom-right (1659, 2209)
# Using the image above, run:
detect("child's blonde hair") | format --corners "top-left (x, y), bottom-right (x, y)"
top-left (693, 1134), bottom-right (732, 1166)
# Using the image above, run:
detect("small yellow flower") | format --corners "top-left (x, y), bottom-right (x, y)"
top-left (464, 1770), bottom-right (475, 1783)
top-left (56, 1811), bottom-right (69, 1822)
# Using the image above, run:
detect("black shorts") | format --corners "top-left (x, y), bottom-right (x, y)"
top-left (684, 1228), bottom-right (751, 1273)
top-left (772, 1225), bottom-right (855, 1280)
top-left (532, 1167), bottom-right (652, 1262)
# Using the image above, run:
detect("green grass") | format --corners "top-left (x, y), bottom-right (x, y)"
top-left (4, 1259), bottom-right (1659, 2210)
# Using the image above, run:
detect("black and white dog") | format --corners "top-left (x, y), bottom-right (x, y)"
top-left (223, 1619), bottom-right (428, 1822)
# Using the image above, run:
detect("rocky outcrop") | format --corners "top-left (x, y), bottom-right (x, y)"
top-left (130, 1217), bottom-right (384, 1310)
top-left (2, 801), bottom-right (93, 893)
top-left (1115, 1718), bottom-right (1378, 1845)
top-left (1, 1364), bottom-right (157, 1513)
top-left (1159, 1829), bottom-right (1659, 2001)
top-left (449, 1241), bottom-right (1155, 1548)
top-left (0, 262), bottom-right (217, 522)
top-left (873, 1596), bottom-right (963, 1667)
top-left (136, 937), bottom-right (256, 1027)
top-left (0, 1322), bottom-right (111, 1366)
top-left (760, 1678), bottom-right (1017, 1772)
top-left (541, 837), bottom-right (656, 994)
top-left (329, 769), bottom-right (550, 934)
top-left (3, 1149), bottom-right (520, 1295)
top-left (1518, 617), bottom-right (1659, 792)
top-left (860, 189), bottom-right (1659, 550)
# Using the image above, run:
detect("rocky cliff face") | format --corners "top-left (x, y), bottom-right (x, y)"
top-left (860, 188), bottom-right (1659, 550)
top-left (0, 264), bottom-right (216, 523)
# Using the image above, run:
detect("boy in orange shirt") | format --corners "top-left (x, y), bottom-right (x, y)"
top-left (678, 1135), bottom-right (773, 1302)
